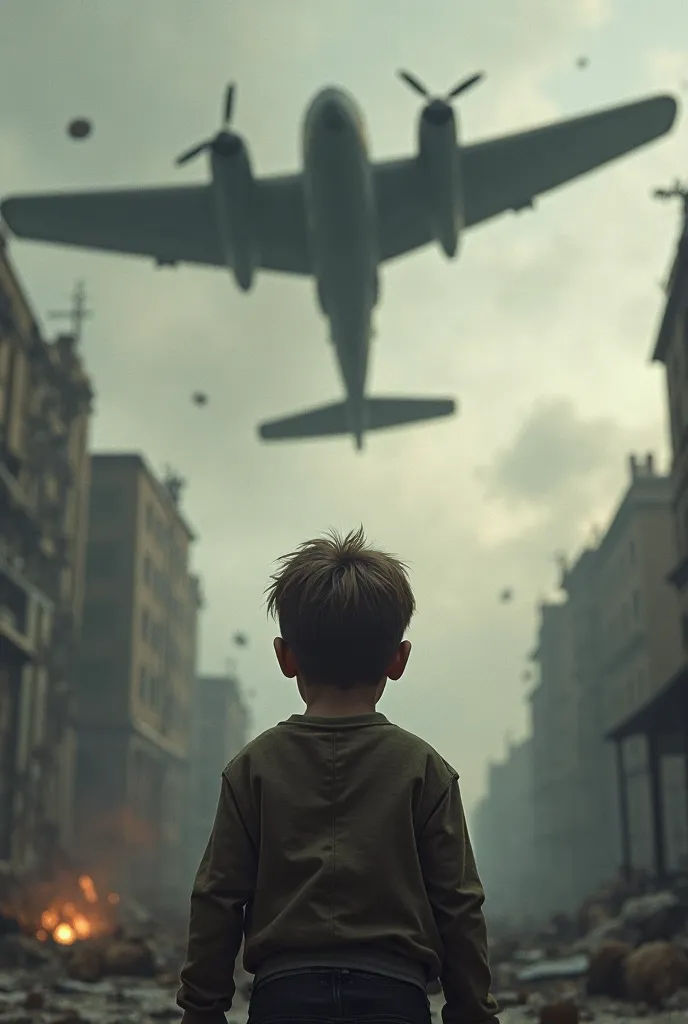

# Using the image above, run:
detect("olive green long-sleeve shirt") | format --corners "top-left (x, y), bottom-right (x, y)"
top-left (177, 711), bottom-right (499, 1024)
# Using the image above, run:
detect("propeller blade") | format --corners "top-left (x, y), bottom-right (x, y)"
top-left (224, 83), bottom-right (235, 125)
top-left (446, 72), bottom-right (484, 99)
top-left (175, 140), bottom-right (209, 166)
top-left (398, 69), bottom-right (430, 98)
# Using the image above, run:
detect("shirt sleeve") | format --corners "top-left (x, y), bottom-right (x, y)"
top-left (177, 772), bottom-right (258, 1024)
top-left (417, 775), bottom-right (500, 1024)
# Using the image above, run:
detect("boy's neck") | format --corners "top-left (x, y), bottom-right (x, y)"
top-left (302, 682), bottom-right (381, 718)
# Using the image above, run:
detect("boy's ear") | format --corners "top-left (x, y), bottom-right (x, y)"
top-left (386, 640), bottom-right (411, 681)
top-left (274, 637), bottom-right (298, 678)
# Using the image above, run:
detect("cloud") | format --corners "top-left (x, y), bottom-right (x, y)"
top-left (483, 397), bottom-right (623, 505)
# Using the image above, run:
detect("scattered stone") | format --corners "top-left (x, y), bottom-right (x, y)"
top-left (23, 989), bottom-right (44, 1009)
top-left (619, 891), bottom-right (688, 943)
top-left (539, 1001), bottom-right (579, 1024)
top-left (66, 943), bottom-right (104, 983)
top-left (586, 940), bottom-right (632, 998)
top-left (624, 940), bottom-right (688, 1007)
top-left (103, 937), bottom-right (156, 977)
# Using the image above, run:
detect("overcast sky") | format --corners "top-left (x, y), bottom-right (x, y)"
top-left (2, 0), bottom-right (688, 816)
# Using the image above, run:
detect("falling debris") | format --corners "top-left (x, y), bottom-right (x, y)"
top-left (499, 588), bottom-right (514, 603)
top-left (233, 632), bottom-right (249, 648)
top-left (576, 57), bottom-right (589, 69)
top-left (67, 118), bottom-right (93, 140)
top-left (191, 391), bottom-right (208, 406)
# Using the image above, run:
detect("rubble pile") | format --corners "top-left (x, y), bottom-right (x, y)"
top-left (0, 868), bottom-right (197, 1023)
top-left (489, 873), bottom-right (688, 1021)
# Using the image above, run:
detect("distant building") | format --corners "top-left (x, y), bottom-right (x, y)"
top-left (186, 672), bottom-right (250, 880)
top-left (0, 238), bottom-right (92, 873)
top-left (611, 194), bottom-right (688, 880)
top-left (472, 737), bottom-right (536, 927)
top-left (528, 600), bottom-right (585, 915)
top-left (74, 454), bottom-right (201, 910)
top-left (597, 455), bottom-right (684, 874)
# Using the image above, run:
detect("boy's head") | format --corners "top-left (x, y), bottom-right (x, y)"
top-left (265, 526), bottom-right (415, 691)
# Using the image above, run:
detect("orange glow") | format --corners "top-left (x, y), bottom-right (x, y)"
top-left (78, 875), bottom-right (98, 904)
top-left (41, 909), bottom-right (59, 931)
top-left (53, 922), bottom-right (77, 945)
top-left (30, 872), bottom-right (117, 946)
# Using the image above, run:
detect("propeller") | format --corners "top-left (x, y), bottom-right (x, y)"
top-left (176, 83), bottom-right (239, 166)
top-left (398, 69), bottom-right (484, 103)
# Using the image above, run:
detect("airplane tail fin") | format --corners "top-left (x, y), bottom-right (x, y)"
top-left (258, 395), bottom-right (457, 443)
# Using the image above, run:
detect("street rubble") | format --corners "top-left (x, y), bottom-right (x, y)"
top-left (488, 872), bottom-right (688, 1023)
top-left (2, 866), bottom-right (688, 1022)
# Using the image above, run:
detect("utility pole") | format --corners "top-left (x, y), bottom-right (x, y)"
top-left (48, 280), bottom-right (93, 343)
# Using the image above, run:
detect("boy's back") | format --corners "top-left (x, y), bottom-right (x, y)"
top-left (179, 712), bottom-right (497, 1023)
top-left (178, 528), bottom-right (499, 1024)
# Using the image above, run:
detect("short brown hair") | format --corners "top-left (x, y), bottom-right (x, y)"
top-left (265, 526), bottom-right (415, 689)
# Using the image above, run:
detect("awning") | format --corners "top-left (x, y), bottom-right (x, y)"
top-left (606, 662), bottom-right (688, 741)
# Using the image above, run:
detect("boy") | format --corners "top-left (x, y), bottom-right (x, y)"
top-left (177, 527), bottom-right (500, 1024)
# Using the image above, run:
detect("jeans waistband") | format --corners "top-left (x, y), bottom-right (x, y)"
top-left (253, 946), bottom-right (429, 993)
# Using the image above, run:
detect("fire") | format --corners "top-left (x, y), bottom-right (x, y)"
top-left (30, 875), bottom-right (120, 946)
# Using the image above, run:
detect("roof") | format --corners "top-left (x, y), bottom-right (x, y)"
top-left (90, 452), bottom-right (196, 541)
top-left (606, 661), bottom-right (688, 740)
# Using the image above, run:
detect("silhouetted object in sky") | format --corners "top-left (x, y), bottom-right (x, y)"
top-left (1, 80), bottom-right (678, 451)
top-left (67, 118), bottom-right (93, 140)
top-left (192, 391), bottom-right (208, 406)
top-left (576, 57), bottom-right (590, 70)
top-left (233, 632), bottom-right (248, 648)
top-left (499, 588), bottom-right (513, 603)
top-left (48, 280), bottom-right (93, 344)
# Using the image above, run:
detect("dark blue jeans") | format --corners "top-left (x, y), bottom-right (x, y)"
top-left (248, 968), bottom-right (432, 1024)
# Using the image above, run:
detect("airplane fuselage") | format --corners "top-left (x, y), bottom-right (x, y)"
top-left (302, 88), bottom-right (380, 449)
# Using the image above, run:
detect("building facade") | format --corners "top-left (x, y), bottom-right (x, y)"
top-left (186, 673), bottom-right (250, 881)
top-left (74, 455), bottom-right (201, 910)
top-left (472, 737), bottom-right (536, 927)
top-left (0, 235), bottom-right (92, 873)
top-left (608, 193), bottom-right (688, 881)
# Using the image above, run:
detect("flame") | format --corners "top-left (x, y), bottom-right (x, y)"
top-left (79, 875), bottom-right (98, 904)
top-left (53, 922), bottom-right (77, 946)
top-left (30, 874), bottom-right (117, 946)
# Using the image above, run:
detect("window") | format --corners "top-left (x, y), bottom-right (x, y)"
top-left (143, 555), bottom-right (151, 586)
top-left (145, 502), bottom-right (154, 531)
top-left (141, 608), bottom-right (149, 642)
top-left (86, 542), bottom-right (120, 578)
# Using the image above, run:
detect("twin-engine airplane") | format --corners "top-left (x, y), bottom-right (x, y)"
top-left (0, 73), bottom-right (678, 450)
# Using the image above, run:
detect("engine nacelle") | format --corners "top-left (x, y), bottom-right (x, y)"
top-left (417, 102), bottom-right (463, 258)
top-left (210, 140), bottom-right (258, 291)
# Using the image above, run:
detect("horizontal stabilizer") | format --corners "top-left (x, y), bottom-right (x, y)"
top-left (259, 401), bottom-right (351, 440)
top-left (365, 396), bottom-right (456, 430)
top-left (258, 395), bottom-right (457, 442)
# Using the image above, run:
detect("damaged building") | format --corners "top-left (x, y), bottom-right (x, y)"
top-left (186, 671), bottom-right (250, 883)
top-left (0, 234), bottom-right (93, 874)
top-left (74, 455), bottom-right (202, 913)
top-left (477, 452), bottom-right (685, 921)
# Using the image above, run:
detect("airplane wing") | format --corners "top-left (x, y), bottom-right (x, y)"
top-left (374, 94), bottom-right (677, 262)
top-left (0, 174), bottom-right (311, 275)
top-left (461, 94), bottom-right (677, 227)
